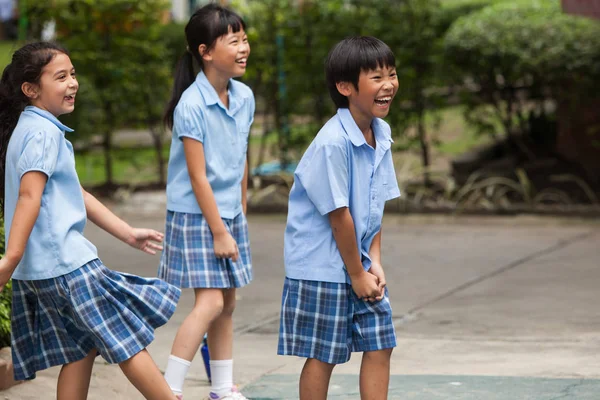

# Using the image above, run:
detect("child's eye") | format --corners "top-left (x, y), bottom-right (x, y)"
top-left (58, 75), bottom-right (66, 80)
top-left (372, 76), bottom-right (381, 80)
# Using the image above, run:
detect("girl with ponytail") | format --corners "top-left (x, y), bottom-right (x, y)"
top-left (159, 3), bottom-right (255, 399)
top-left (0, 42), bottom-right (181, 399)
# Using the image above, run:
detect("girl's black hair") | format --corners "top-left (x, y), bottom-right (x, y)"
top-left (325, 36), bottom-right (396, 108)
top-left (0, 41), bottom-right (68, 211)
top-left (163, 3), bottom-right (246, 130)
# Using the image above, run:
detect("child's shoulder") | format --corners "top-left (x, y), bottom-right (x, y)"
top-left (16, 114), bottom-right (63, 142)
top-left (230, 78), bottom-right (254, 100)
top-left (312, 114), bottom-right (351, 148)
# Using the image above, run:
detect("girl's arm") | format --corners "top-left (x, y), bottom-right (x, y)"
top-left (182, 137), bottom-right (238, 260)
top-left (0, 172), bottom-right (47, 289)
top-left (242, 158), bottom-right (248, 214)
top-left (81, 187), bottom-right (163, 255)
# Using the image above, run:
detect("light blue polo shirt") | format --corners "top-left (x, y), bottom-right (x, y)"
top-left (4, 106), bottom-right (98, 280)
top-left (284, 108), bottom-right (401, 284)
top-left (166, 71), bottom-right (255, 219)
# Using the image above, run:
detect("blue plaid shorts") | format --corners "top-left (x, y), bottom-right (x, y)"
top-left (11, 259), bottom-right (180, 381)
top-left (158, 211), bottom-right (252, 289)
top-left (278, 278), bottom-right (396, 364)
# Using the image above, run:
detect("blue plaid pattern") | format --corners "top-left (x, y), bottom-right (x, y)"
top-left (278, 278), bottom-right (396, 364)
top-left (158, 211), bottom-right (252, 288)
top-left (11, 259), bottom-right (180, 381)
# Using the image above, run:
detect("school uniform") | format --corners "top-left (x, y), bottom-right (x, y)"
top-left (159, 71), bottom-right (255, 289)
top-left (278, 108), bottom-right (400, 364)
top-left (4, 106), bottom-right (180, 380)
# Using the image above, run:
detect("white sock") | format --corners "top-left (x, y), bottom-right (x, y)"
top-left (164, 355), bottom-right (191, 395)
top-left (210, 359), bottom-right (233, 396)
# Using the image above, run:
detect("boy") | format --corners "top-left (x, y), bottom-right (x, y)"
top-left (278, 36), bottom-right (400, 400)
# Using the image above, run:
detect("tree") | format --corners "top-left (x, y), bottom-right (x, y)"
top-left (45, 0), bottom-right (171, 188)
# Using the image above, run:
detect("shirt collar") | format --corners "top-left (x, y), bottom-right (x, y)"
top-left (195, 71), bottom-right (245, 115)
top-left (337, 108), bottom-right (392, 151)
top-left (24, 106), bottom-right (74, 133)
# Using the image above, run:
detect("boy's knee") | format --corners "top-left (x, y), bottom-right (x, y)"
top-left (364, 348), bottom-right (393, 361)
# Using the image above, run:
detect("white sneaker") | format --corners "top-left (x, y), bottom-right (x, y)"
top-left (207, 385), bottom-right (248, 400)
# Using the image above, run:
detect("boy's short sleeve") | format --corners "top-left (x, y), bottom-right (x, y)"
top-left (296, 143), bottom-right (349, 215)
top-left (174, 102), bottom-right (205, 143)
top-left (17, 131), bottom-right (60, 179)
top-left (385, 156), bottom-right (401, 201)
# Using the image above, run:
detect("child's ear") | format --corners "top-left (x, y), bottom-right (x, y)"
top-left (336, 81), bottom-right (353, 97)
top-left (199, 44), bottom-right (212, 62)
top-left (21, 82), bottom-right (39, 99)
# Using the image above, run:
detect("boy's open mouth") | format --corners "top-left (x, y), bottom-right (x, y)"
top-left (375, 96), bottom-right (391, 106)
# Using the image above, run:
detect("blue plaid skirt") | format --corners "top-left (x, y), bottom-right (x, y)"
top-left (278, 278), bottom-right (396, 365)
top-left (11, 259), bottom-right (180, 381)
top-left (158, 211), bottom-right (252, 289)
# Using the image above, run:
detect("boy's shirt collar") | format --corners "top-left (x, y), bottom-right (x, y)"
top-left (337, 108), bottom-right (392, 151)
top-left (24, 105), bottom-right (74, 133)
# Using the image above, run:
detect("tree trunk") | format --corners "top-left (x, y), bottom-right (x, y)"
top-left (150, 126), bottom-right (165, 185)
top-left (102, 103), bottom-right (114, 186)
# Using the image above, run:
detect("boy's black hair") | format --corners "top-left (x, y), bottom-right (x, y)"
top-left (164, 3), bottom-right (246, 130)
top-left (325, 36), bottom-right (396, 108)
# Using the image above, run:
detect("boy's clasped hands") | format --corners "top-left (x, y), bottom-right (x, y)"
top-left (350, 262), bottom-right (387, 302)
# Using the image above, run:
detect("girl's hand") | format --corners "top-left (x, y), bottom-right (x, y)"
top-left (0, 258), bottom-right (14, 292)
top-left (213, 231), bottom-right (239, 261)
top-left (368, 262), bottom-right (387, 301)
top-left (125, 228), bottom-right (164, 255)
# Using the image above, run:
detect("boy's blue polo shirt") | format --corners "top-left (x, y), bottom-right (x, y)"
top-left (284, 108), bottom-right (400, 284)
top-left (4, 106), bottom-right (98, 280)
top-left (166, 71), bottom-right (255, 219)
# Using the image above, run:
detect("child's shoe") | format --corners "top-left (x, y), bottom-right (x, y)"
top-left (207, 385), bottom-right (248, 400)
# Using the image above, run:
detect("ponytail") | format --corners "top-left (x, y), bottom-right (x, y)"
top-left (163, 3), bottom-right (246, 131)
top-left (163, 51), bottom-right (196, 131)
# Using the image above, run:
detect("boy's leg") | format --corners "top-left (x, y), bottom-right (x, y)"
top-left (300, 358), bottom-right (336, 400)
top-left (359, 348), bottom-right (393, 400)
top-left (352, 288), bottom-right (396, 400)
top-left (119, 348), bottom-right (179, 400)
top-left (56, 348), bottom-right (96, 400)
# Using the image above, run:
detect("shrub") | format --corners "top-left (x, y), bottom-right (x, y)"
top-left (443, 0), bottom-right (600, 139)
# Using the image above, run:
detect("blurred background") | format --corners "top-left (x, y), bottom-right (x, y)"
top-left (0, 0), bottom-right (599, 214)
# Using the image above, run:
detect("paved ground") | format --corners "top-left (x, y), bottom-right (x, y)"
top-left (2, 193), bottom-right (599, 399)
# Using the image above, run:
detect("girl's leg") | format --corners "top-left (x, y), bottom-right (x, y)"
top-left (56, 348), bottom-right (96, 400)
top-left (359, 348), bottom-right (393, 400)
top-left (207, 288), bottom-right (236, 396)
top-left (171, 288), bottom-right (225, 359)
top-left (207, 288), bottom-right (235, 359)
top-left (119, 349), bottom-right (179, 400)
top-left (299, 358), bottom-right (336, 400)
top-left (165, 288), bottom-right (225, 394)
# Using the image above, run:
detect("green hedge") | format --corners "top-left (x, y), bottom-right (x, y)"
top-left (443, 0), bottom-right (600, 138)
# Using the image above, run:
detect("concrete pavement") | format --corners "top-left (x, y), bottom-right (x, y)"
top-left (2, 193), bottom-right (599, 399)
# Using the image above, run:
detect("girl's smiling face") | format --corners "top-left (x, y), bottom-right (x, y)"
top-left (24, 52), bottom-right (78, 117)
top-left (201, 26), bottom-right (250, 79)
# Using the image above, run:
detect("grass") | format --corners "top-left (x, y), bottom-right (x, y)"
top-left (74, 106), bottom-right (491, 187)
top-left (75, 146), bottom-right (170, 186)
